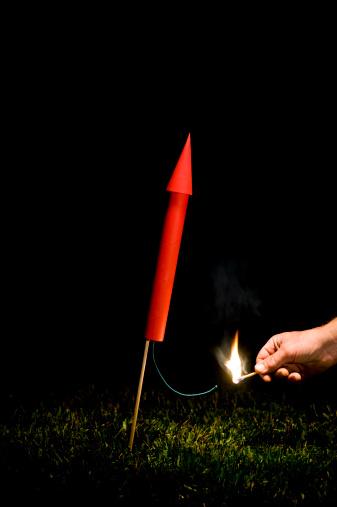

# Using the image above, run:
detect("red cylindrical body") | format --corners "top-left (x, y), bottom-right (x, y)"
top-left (144, 191), bottom-right (189, 342)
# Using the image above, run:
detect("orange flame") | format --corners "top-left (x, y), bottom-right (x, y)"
top-left (225, 330), bottom-right (242, 384)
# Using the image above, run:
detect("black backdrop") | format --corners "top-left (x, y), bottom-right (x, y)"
top-left (3, 51), bottom-right (336, 402)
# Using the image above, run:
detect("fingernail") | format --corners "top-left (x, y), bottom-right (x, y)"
top-left (255, 363), bottom-right (265, 374)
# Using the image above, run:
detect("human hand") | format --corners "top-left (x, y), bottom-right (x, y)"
top-left (255, 319), bottom-right (337, 383)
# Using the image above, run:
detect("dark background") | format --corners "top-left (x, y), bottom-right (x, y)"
top-left (3, 37), bottom-right (336, 403)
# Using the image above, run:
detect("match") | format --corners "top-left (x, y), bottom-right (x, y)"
top-left (237, 371), bottom-right (258, 382)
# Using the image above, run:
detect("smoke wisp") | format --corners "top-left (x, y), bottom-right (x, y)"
top-left (211, 260), bottom-right (260, 327)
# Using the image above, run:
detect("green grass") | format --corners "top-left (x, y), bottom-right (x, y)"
top-left (1, 383), bottom-right (336, 504)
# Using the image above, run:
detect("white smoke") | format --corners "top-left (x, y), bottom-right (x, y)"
top-left (211, 260), bottom-right (260, 325)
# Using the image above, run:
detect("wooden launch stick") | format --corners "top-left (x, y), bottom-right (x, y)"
top-left (129, 339), bottom-right (150, 450)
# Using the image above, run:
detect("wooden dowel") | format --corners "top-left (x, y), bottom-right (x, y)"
top-left (129, 339), bottom-right (150, 450)
top-left (238, 371), bottom-right (258, 381)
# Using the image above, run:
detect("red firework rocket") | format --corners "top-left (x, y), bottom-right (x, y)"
top-left (129, 134), bottom-right (192, 450)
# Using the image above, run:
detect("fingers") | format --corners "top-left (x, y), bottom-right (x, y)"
top-left (288, 371), bottom-right (302, 383)
top-left (255, 331), bottom-right (306, 383)
top-left (255, 348), bottom-right (286, 375)
top-left (256, 365), bottom-right (303, 383)
top-left (274, 367), bottom-right (289, 378)
top-left (258, 373), bottom-right (273, 382)
top-left (254, 360), bottom-right (270, 382)
top-left (256, 336), bottom-right (280, 363)
top-left (274, 368), bottom-right (302, 382)
top-left (255, 333), bottom-right (297, 380)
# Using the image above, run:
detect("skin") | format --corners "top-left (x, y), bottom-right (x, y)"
top-left (255, 317), bottom-right (337, 383)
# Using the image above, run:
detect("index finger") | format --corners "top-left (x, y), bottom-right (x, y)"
top-left (256, 336), bottom-right (279, 363)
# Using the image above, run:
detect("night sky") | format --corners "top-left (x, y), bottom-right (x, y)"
top-left (3, 53), bottom-right (336, 402)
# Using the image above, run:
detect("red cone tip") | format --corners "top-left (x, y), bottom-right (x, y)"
top-left (166, 134), bottom-right (192, 195)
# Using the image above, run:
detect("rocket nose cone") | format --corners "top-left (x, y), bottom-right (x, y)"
top-left (166, 134), bottom-right (192, 195)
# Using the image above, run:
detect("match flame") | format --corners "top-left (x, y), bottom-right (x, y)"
top-left (225, 330), bottom-right (242, 384)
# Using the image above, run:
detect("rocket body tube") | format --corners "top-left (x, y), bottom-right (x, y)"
top-left (144, 192), bottom-right (189, 342)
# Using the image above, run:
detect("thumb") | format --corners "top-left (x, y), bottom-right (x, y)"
top-left (255, 349), bottom-right (287, 374)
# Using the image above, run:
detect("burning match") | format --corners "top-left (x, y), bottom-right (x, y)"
top-left (215, 330), bottom-right (258, 384)
top-left (237, 371), bottom-right (258, 382)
